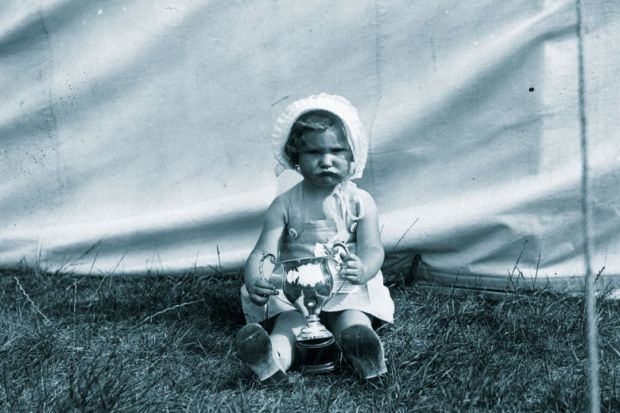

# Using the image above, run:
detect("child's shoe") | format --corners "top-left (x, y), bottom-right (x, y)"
top-left (235, 323), bottom-right (287, 382)
top-left (340, 324), bottom-right (387, 380)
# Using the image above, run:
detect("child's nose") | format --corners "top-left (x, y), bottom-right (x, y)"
top-left (319, 153), bottom-right (334, 166)
top-left (319, 155), bottom-right (333, 167)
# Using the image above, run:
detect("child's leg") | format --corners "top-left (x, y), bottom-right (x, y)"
top-left (326, 309), bottom-right (373, 336)
top-left (270, 310), bottom-right (306, 370)
top-left (326, 309), bottom-right (387, 380)
top-left (236, 310), bottom-right (305, 381)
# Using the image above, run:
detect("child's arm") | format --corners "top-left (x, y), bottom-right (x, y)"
top-left (340, 190), bottom-right (385, 285)
top-left (244, 197), bottom-right (286, 306)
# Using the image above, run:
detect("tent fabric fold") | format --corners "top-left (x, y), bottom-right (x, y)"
top-left (1, 0), bottom-right (618, 291)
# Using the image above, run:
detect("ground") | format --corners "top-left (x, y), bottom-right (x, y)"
top-left (0, 267), bottom-right (618, 412)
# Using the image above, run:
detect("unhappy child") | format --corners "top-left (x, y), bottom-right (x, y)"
top-left (236, 93), bottom-right (394, 381)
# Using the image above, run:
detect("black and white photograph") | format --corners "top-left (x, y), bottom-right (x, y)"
top-left (1, 0), bottom-right (618, 411)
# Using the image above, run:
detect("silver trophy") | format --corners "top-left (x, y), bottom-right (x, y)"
top-left (259, 242), bottom-right (348, 342)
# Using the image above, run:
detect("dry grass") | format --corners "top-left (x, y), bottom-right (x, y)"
top-left (0, 266), bottom-right (618, 412)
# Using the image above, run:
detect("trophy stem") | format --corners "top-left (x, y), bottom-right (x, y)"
top-left (297, 314), bottom-right (333, 341)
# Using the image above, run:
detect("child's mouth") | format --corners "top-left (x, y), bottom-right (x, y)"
top-left (317, 172), bottom-right (339, 179)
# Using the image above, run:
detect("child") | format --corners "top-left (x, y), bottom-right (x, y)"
top-left (236, 93), bottom-right (394, 381)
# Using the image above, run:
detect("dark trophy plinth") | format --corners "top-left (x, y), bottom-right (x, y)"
top-left (297, 336), bottom-right (340, 374)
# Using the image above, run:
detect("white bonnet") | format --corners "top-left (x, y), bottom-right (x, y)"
top-left (271, 93), bottom-right (368, 180)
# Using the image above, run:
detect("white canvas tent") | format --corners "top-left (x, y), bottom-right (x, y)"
top-left (1, 0), bottom-right (618, 293)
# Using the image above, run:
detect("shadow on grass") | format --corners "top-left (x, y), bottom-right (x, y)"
top-left (2, 269), bottom-right (245, 326)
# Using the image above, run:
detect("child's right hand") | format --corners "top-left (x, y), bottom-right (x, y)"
top-left (247, 277), bottom-right (279, 306)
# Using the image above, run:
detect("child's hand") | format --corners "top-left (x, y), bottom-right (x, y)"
top-left (247, 277), bottom-right (279, 306)
top-left (339, 252), bottom-right (369, 285)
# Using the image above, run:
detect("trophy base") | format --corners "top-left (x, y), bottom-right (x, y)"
top-left (300, 360), bottom-right (337, 375)
top-left (297, 336), bottom-right (340, 375)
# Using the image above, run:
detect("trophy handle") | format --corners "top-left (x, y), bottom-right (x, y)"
top-left (329, 242), bottom-right (349, 273)
top-left (258, 253), bottom-right (278, 319)
top-left (322, 242), bottom-right (351, 302)
top-left (329, 241), bottom-right (349, 258)
top-left (258, 253), bottom-right (277, 281)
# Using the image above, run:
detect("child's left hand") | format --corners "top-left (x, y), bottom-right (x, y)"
top-left (339, 252), bottom-right (370, 285)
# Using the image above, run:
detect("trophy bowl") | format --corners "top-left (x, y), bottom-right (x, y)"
top-left (260, 242), bottom-right (348, 342)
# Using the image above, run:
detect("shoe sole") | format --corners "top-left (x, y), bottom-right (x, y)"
top-left (236, 323), bottom-right (287, 382)
top-left (340, 325), bottom-right (387, 380)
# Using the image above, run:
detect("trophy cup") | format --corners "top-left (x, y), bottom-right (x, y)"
top-left (259, 242), bottom-right (348, 373)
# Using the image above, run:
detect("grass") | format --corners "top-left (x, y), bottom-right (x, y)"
top-left (0, 266), bottom-right (618, 412)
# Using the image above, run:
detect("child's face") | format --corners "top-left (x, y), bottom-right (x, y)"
top-left (298, 128), bottom-right (353, 187)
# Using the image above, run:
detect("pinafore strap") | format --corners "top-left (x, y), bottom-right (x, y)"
top-left (284, 182), bottom-right (364, 245)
